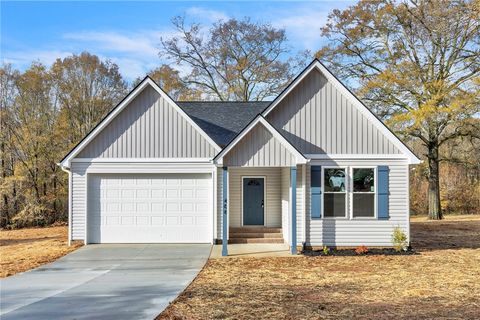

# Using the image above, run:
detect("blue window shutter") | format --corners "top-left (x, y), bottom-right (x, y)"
top-left (378, 166), bottom-right (389, 219)
top-left (311, 166), bottom-right (322, 218)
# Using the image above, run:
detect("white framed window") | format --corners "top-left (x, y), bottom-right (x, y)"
top-left (351, 167), bottom-right (376, 218)
top-left (322, 167), bottom-right (347, 218)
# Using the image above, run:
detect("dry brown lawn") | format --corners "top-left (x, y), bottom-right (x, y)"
top-left (0, 226), bottom-right (81, 278)
top-left (159, 215), bottom-right (480, 320)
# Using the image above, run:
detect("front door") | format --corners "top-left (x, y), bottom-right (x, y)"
top-left (243, 177), bottom-right (265, 225)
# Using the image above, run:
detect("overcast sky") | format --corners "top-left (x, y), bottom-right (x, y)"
top-left (1, 1), bottom-right (356, 81)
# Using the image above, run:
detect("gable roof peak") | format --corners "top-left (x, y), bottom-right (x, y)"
top-left (213, 115), bottom-right (307, 165)
top-left (261, 58), bottom-right (420, 164)
top-left (59, 74), bottom-right (221, 168)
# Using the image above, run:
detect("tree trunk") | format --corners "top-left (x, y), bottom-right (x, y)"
top-left (427, 144), bottom-right (442, 220)
top-left (1, 140), bottom-right (8, 227)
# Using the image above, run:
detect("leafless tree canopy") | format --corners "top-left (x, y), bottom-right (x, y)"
top-left (161, 16), bottom-right (304, 101)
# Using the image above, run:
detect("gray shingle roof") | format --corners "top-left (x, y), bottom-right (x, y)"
top-left (177, 101), bottom-right (271, 147)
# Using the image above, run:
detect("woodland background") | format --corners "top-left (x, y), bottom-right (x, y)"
top-left (1, 0), bottom-right (479, 228)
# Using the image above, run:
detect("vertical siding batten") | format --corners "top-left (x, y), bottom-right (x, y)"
top-left (223, 122), bottom-right (297, 167)
top-left (77, 86), bottom-right (217, 159)
top-left (266, 69), bottom-right (401, 155)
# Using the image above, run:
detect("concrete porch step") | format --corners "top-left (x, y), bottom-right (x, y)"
top-left (229, 232), bottom-right (283, 239)
top-left (229, 227), bottom-right (282, 233)
top-left (228, 238), bottom-right (285, 244)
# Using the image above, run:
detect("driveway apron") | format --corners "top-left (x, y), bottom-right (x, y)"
top-left (0, 244), bottom-right (211, 320)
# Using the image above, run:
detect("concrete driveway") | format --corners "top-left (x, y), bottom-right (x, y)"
top-left (0, 244), bottom-right (211, 320)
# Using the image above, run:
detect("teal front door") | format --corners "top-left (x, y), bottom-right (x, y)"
top-left (243, 177), bottom-right (265, 225)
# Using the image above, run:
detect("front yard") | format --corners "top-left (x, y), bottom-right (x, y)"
top-left (1, 216), bottom-right (478, 318)
top-left (0, 226), bottom-right (81, 278)
top-left (159, 215), bottom-right (480, 319)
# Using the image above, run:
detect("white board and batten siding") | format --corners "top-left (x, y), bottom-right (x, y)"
top-left (77, 85), bottom-right (217, 159)
top-left (266, 68), bottom-right (401, 155)
top-left (305, 160), bottom-right (409, 247)
top-left (223, 122), bottom-right (297, 167)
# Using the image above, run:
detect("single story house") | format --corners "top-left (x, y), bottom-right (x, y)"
top-left (59, 59), bottom-right (420, 255)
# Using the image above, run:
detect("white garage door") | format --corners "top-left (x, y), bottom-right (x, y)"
top-left (87, 173), bottom-right (212, 243)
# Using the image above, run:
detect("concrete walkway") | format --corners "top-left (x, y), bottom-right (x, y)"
top-left (210, 243), bottom-right (294, 258)
top-left (0, 244), bottom-right (211, 320)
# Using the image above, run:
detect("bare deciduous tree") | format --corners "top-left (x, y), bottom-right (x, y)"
top-left (51, 52), bottom-right (128, 145)
top-left (161, 16), bottom-right (303, 101)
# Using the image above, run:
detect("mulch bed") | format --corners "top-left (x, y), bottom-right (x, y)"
top-left (302, 247), bottom-right (417, 256)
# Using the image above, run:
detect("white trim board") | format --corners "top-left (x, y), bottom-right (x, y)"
top-left (305, 154), bottom-right (411, 160)
top-left (214, 116), bottom-right (308, 165)
top-left (71, 158), bottom-right (212, 163)
top-left (60, 77), bottom-right (221, 169)
top-left (81, 162), bottom-right (216, 174)
top-left (262, 60), bottom-right (421, 165)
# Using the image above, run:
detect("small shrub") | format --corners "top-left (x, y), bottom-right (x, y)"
top-left (322, 246), bottom-right (330, 255)
top-left (391, 226), bottom-right (408, 252)
top-left (355, 245), bottom-right (369, 255)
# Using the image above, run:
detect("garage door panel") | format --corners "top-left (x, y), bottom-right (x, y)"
top-left (91, 225), bottom-right (210, 243)
top-left (88, 173), bottom-right (212, 243)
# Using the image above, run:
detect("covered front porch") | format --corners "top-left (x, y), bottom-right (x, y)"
top-left (212, 116), bottom-right (308, 256)
top-left (218, 166), bottom-right (302, 256)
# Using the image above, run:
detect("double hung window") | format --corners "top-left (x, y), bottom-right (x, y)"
top-left (320, 167), bottom-right (376, 219)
